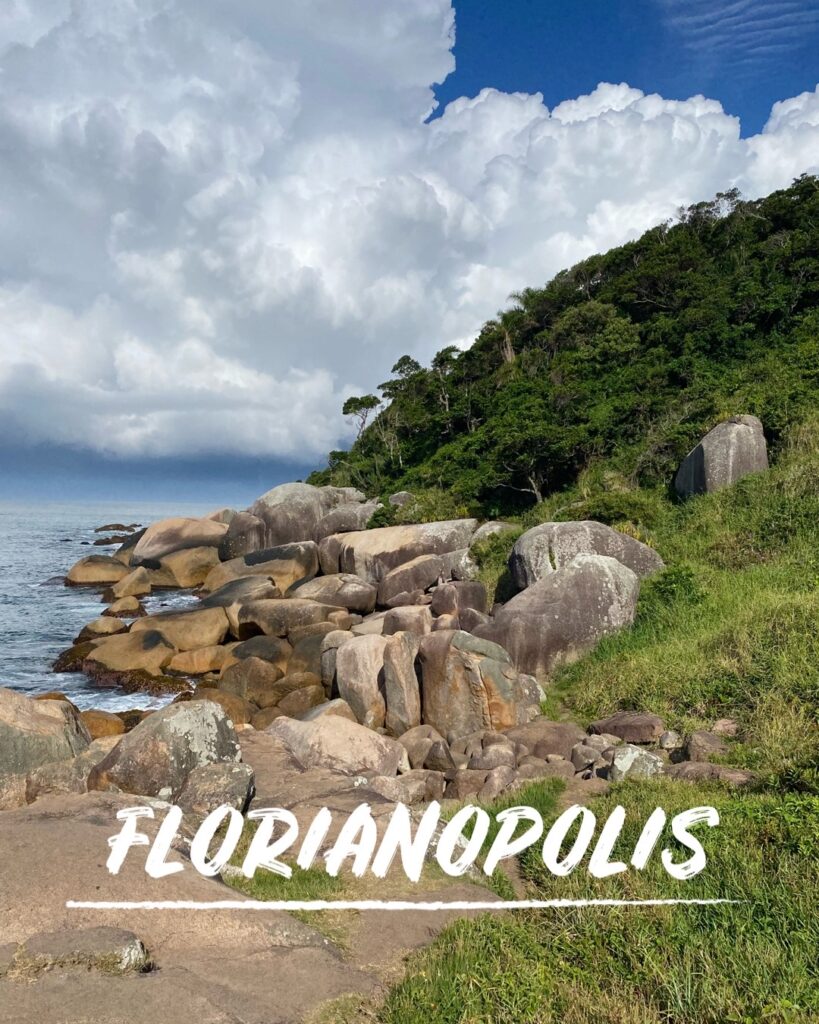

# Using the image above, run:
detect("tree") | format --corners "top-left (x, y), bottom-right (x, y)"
top-left (342, 394), bottom-right (380, 439)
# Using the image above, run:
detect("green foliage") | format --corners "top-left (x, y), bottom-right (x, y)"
top-left (311, 176), bottom-right (819, 511)
top-left (381, 783), bottom-right (819, 1024)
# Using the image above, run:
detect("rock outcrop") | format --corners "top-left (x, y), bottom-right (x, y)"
top-left (509, 520), bottom-right (664, 590)
top-left (675, 414), bottom-right (768, 497)
top-left (87, 701), bottom-right (241, 800)
top-left (476, 554), bottom-right (640, 678)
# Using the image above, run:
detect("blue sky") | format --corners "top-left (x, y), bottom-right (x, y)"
top-left (0, 0), bottom-right (817, 503)
top-left (434, 0), bottom-right (819, 135)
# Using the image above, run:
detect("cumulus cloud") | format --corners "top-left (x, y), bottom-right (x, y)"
top-left (0, 0), bottom-right (818, 461)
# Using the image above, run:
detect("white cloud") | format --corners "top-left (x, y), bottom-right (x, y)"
top-left (0, 1), bottom-right (817, 462)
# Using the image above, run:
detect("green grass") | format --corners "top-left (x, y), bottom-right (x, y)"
top-left (382, 782), bottom-right (819, 1024)
top-left (379, 418), bottom-right (819, 1023)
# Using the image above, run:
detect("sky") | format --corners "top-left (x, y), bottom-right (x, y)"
top-left (0, 0), bottom-right (818, 501)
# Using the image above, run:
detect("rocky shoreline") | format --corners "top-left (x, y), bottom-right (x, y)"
top-left (0, 414), bottom-right (770, 1020)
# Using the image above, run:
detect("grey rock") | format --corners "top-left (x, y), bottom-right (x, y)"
top-left (589, 710), bottom-right (665, 745)
top-left (675, 415), bottom-right (768, 498)
top-left (607, 744), bottom-right (665, 781)
top-left (509, 520), bottom-right (664, 590)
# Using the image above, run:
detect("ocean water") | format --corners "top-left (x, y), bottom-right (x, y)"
top-left (0, 500), bottom-right (213, 711)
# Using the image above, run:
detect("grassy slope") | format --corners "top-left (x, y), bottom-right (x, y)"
top-left (379, 420), bottom-right (819, 1024)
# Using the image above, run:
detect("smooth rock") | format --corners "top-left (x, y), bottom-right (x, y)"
top-left (268, 716), bottom-right (406, 776)
top-left (0, 688), bottom-right (90, 776)
top-left (337, 520), bottom-right (478, 584)
top-left (131, 517), bottom-right (228, 565)
top-left (87, 701), bottom-right (241, 800)
top-left (675, 415), bottom-right (768, 498)
top-left (383, 631), bottom-right (421, 736)
top-left (475, 554), bottom-right (640, 678)
top-left (589, 710), bottom-right (665, 745)
top-left (509, 520), bottom-right (664, 590)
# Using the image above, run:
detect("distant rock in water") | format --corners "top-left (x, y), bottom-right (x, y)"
top-left (675, 415), bottom-right (768, 498)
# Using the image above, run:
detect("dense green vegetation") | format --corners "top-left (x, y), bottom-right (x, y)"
top-left (310, 176), bottom-right (819, 518)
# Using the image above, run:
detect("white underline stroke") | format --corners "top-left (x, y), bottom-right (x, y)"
top-left (66, 898), bottom-right (741, 911)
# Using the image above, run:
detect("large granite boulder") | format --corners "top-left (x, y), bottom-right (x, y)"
top-left (268, 716), bottom-right (406, 776)
top-left (287, 573), bottom-right (377, 614)
top-left (130, 607), bottom-right (230, 651)
top-left (476, 554), bottom-right (640, 678)
top-left (337, 520), bottom-right (478, 584)
top-left (83, 630), bottom-right (176, 678)
top-left (159, 546), bottom-right (220, 588)
top-left (417, 630), bottom-right (533, 742)
top-left (65, 555), bottom-right (130, 587)
top-left (509, 520), bottom-right (664, 590)
top-left (430, 581), bottom-right (487, 618)
top-left (675, 415), bottom-right (768, 497)
top-left (130, 517), bottom-right (228, 565)
top-left (87, 701), bottom-right (241, 800)
top-left (199, 576), bottom-right (281, 636)
top-left (203, 542), bottom-right (319, 594)
top-left (383, 631), bottom-right (421, 736)
top-left (237, 598), bottom-right (342, 639)
top-left (0, 688), bottom-right (90, 776)
top-left (376, 554), bottom-right (443, 606)
top-left (335, 634), bottom-right (389, 729)
top-left (219, 483), bottom-right (366, 557)
top-left (313, 501), bottom-right (380, 542)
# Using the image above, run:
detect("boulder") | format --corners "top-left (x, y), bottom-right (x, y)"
top-left (475, 554), bottom-right (640, 678)
top-left (228, 634), bottom-right (292, 674)
top-left (317, 533), bottom-right (345, 575)
top-left (509, 521), bottom-right (664, 590)
top-left (79, 709), bottom-right (126, 740)
top-left (65, 555), bottom-right (130, 587)
top-left (313, 501), bottom-right (380, 542)
top-left (175, 762), bottom-right (255, 823)
top-left (376, 555), bottom-right (444, 606)
top-left (102, 596), bottom-right (144, 618)
top-left (23, 736), bottom-right (121, 802)
top-left (589, 711), bottom-right (665, 745)
top-left (199, 576), bottom-right (281, 636)
top-left (337, 519), bottom-right (478, 584)
top-left (229, 483), bottom-right (365, 555)
top-left (685, 730), bottom-right (729, 762)
top-left (351, 611), bottom-right (389, 636)
top-left (441, 548), bottom-right (479, 581)
top-left (219, 657), bottom-right (283, 703)
top-left (192, 688), bottom-right (253, 729)
top-left (298, 699), bottom-right (357, 723)
top-left (218, 511), bottom-right (267, 560)
top-left (87, 701), bottom-right (241, 799)
top-left (397, 724), bottom-right (444, 768)
top-left (251, 706), bottom-right (287, 730)
top-left (277, 685), bottom-right (325, 717)
top-left (131, 516), bottom-right (228, 565)
top-left (131, 607), bottom-right (230, 651)
top-left (110, 567), bottom-right (153, 599)
top-left (237, 598), bottom-right (340, 640)
top-left (606, 744), bottom-right (665, 781)
top-left (83, 630), bottom-right (176, 679)
top-left (382, 605), bottom-right (433, 636)
top-left (334, 634), bottom-right (389, 729)
top-left (17, 927), bottom-right (151, 975)
top-left (288, 573), bottom-right (377, 614)
top-left (202, 542), bottom-right (319, 594)
top-left (430, 581), bottom-right (487, 618)
top-left (388, 491), bottom-right (415, 507)
top-left (76, 616), bottom-right (127, 641)
top-left (267, 716), bottom-right (406, 776)
top-left (675, 415), bottom-right (768, 498)
top-left (167, 644), bottom-right (235, 676)
top-left (206, 507), bottom-right (237, 525)
top-left (417, 630), bottom-right (530, 742)
top-left (383, 631), bottom-right (422, 736)
top-left (0, 688), bottom-right (90, 776)
top-left (159, 546), bottom-right (221, 588)
top-left (503, 717), bottom-right (587, 760)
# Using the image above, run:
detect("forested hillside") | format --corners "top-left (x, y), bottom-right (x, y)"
top-left (310, 175), bottom-right (819, 515)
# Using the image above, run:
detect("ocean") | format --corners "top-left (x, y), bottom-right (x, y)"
top-left (0, 500), bottom-right (214, 711)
